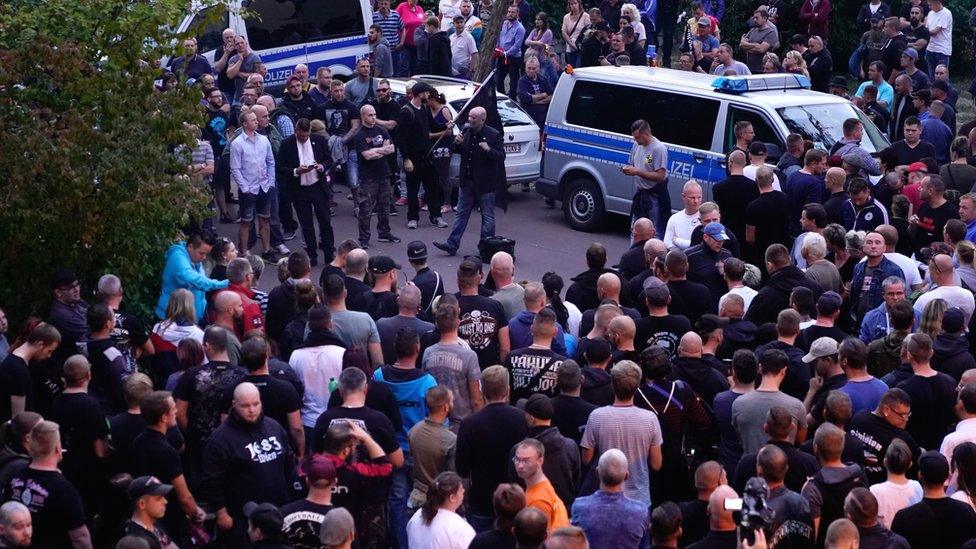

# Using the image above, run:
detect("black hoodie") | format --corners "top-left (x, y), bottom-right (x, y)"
top-left (266, 279), bottom-right (301, 344)
top-left (580, 367), bottom-right (613, 407)
top-left (744, 266), bottom-right (823, 326)
top-left (508, 425), bottom-right (581, 507)
top-left (932, 332), bottom-right (976, 381)
top-left (201, 409), bottom-right (294, 516)
top-left (670, 356), bottom-right (729, 407)
top-left (567, 268), bottom-right (616, 313)
top-left (425, 30), bottom-right (453, 76)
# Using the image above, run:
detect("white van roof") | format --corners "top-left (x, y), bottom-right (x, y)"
top-left (568, 66), bottom-right (848, 109)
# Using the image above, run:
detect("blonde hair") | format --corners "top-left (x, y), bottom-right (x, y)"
top-left (785, 50), bottom-right (809, 77)
top-left (919, 298), bottom-right (948, 340)
top-left (163, 288), bottom-right (196, 329)
top-left (621, 3), bottom-right (639, 19)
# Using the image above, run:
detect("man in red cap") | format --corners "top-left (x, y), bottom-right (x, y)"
top-left (280, 454), bottom-right (337, 548)
top-left (901, 161), bottom-right (928, 212)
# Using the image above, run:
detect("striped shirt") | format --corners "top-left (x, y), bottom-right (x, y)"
top-left (581, 405), bottom-right (662, 506)
top-left (181, 139), bottom-right (215, 184)
top-left (372, 10), bottom-right (404, 48)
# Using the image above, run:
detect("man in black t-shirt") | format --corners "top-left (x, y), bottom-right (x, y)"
top-left (48, 355), bottom-right (109, 520)
top-left (896, 333), bottom-right (958, 451)
top-left (892, 451), bottom-right (976, 548)
top-left (549, 360), bottom-right (597, 446)
top-left (348, 255), bottom-right (401, 322)
top-left (110, 373), bottom-right (184, 475)
top-left (131, 391), bottom-right (206, 547)
top-left (97, 274), bottom-right (152, 376)
top-left (355, 104), bottom-right (400, 248)
top-left (455, 258), bottom-right (510, 368)
top-left (78, 303), bottom-right (128, 415)
top-left (122, 476), bottom-right (178, 549)
top-left (203, 87), bottom-right (236, 223)
top-left (281, 454), bottom-right (337, 549)
top-left (506, 309), bottom-right (567, 402)
top-left (365, 80), bottom-right (403, 205)
top-left (848, 388), bottom-right (921, 484)
top-left (744, 166), bottom-right (791, 272)
top-left (712, 151), bottom-right (759, 244)
top-left (314, 80), bottom-right (362, 194)
top-left (912, 174), bottom-right (959, 253)
top-left (0, 420), bottom-right (91, 549)
top-left (663, 250), bottom-right (713, 324)
top-left (0, 323), bottom-right (59, 423)
top-left (889, 116), bottom-right (936, 166)
top-left (635, 278), bottom-right (693, 359)
top-left (221, 338), bottom-right (304, 457)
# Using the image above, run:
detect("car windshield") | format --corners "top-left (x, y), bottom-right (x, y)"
top-left (449, 97), bottom-right (535, 127)
top-left (777, 103), bottom-right (890, 154)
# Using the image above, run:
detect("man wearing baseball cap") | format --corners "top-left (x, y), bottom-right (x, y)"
top-left (407, 241), bottom-right (445, 320)
top-left (686, 222), bottom-right (733, 303)
top-left (801, 336), bottom-right (847, 429)
top-left (122, 476), bottom-right (177, 549)
top-left (348, 255), bottom-right (401, 321)
top-left (281, 452), bottom-right (338, 548)
top-left (513, 393), bottom-right (581, 508)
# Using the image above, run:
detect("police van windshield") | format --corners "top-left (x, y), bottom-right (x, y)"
top-left (777, 104), bottom-right (889, 154)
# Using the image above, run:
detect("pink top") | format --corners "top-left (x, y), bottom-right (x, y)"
top-left (396, 1), bottom-right (426, 46)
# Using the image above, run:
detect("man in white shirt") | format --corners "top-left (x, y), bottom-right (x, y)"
top-left (742, 142), bottom-right (783, 191)
top-left (941, 384), bottom-right (976, 469)
top-left (449, 15), bottom-right (479, 78)
top-left (719, 257), bottom-right (757, 313)
top-left (663, 180), bottom-right (702, 250)
top-left (924, 0), bottom-right (952, 81)
top-left (870, 225), bottom-right (923, 290)
top-left (915, 254), bottom-right (975, 325)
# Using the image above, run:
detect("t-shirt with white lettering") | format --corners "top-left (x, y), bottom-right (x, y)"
top-left (506, 346), bottom-right (567, 403)
top-left (280, 499), bottom-right (334, 549)
top-left (629, 137), bottom-right (668, 191)
top-left (926, 6), bottom-right (953, 55)
top-left (581, 405), bottom-right (663, 506)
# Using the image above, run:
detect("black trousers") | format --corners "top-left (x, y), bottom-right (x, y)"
top-left (293, 183), bottom-right (335, 261)
top-left (406, 157), bottom-right (442, 222)
top-left (659, 10), bottom-right (677, 68)
top-left (277, 179), bottom-right (298, 233)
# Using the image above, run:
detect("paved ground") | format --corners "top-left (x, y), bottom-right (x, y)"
top-left (219, 188), bottom-right (634, 293)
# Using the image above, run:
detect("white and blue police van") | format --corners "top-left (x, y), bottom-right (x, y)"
top-left (538, 67), bottom-right (891, 231)
top-left (175, 0), bottom-right (371, 89)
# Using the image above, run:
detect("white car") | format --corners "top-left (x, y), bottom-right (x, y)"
top-left (387, 76), bottom-right (541, 186)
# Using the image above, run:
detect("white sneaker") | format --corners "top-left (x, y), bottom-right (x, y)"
top-left (407, 220), bottom-right (418, 229)
top-left (432, 217), bottom-right (448, 228)
top-left (276, 244), bottom-right (290, 254)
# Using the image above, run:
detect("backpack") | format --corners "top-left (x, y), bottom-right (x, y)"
top-left (811, 469), bottom-right (864, 547)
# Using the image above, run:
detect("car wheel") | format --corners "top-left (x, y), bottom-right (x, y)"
top-left (563, 177), bottom-right (605, 232)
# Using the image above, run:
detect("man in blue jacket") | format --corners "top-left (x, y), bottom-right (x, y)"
top-left (509, 283), bottom-right (569, 356)
top-left (851, 232), bottom-right (906, 325)
top-left (155, 230), bottom-right (229, 321)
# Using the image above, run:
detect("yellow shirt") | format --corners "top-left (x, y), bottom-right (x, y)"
top-left (526, 480), bottom-right (570, 532)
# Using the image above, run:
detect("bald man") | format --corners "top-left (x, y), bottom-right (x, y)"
top-left (664, 181), bottom-right (704, 250)
top-left (203, 381), bottom-right (294, 543)
top-left (509, 283), bottom-right (569, 356)
top-left (677, 461), bottom-right (727, 546)
top-left (914, 254), bottom-right (975, 324)
top-left (688, 485), bottom-right (738, 548)
top-left (434, 105), bottom-right (506, 256)
top-left (673, 331), bottom-right (729, 405)
top-left (619, 218), bottom-right (656, 280)
top-left (713, 150), bottom-right (760, 243)
top-left (577, 273), bottom-right (640, 336)
top-left (376, 284), bottom-right (434, 364)
top-left (571, 449), bottom-right (649, 547)
top-left (627, 238), bottom-right (668, 301)
top-left (489, 252), bottom-right (525, 320)
top-left (824, 518), bottom-right (859, 549)
top-left (608, 315), bottom-right (638, 363)
top-left (212, 291), bottom-right (245, 364)
top-left (823, 167), bottom-right (850, 226)
top-left (757, 444), bottom-right (816, 547)
top-left (355, 103), bottom-right (398, 249)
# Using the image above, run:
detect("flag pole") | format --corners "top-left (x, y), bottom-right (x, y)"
top-left (427, 69), bottom-right (497, 154)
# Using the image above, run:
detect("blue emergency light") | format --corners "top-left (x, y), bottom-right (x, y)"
top-left (712, 74), bottom-right (812, 94)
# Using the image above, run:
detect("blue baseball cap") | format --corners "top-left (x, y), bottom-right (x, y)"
top-left (703, 223), bottom-right (730, 241)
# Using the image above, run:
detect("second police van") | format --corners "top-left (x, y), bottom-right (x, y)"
top-left (537, 67), bottom-right (891, 231)
top-left (175, 0), bottom-right (371, 89)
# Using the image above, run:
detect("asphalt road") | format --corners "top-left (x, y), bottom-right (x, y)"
top-left (219, 188), bottom-right (634, 293)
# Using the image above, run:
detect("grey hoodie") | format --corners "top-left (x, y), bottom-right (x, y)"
top-left (370, 36), bottom-right (394, 78)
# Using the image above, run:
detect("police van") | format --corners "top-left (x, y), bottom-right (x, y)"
top-left (537, 67), bottom-right (891, 231)
top-left (175, 0), bottom-right (371, 89)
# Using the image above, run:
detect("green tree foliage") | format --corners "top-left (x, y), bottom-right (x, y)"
top-left (0, 0), bottom-right (218, 324)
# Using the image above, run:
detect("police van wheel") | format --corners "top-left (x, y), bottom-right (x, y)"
top-left (563, 177), bottom-right (605, 232)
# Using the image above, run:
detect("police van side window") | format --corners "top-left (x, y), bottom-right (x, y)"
top-left (565, 81), bottom-right (718, 150)
top-left (244, 0), bottom-right (365, 51)
top-left (725, 106), bottom-right (783, 154)
top-left (190, 6), bottom-right (228, 53)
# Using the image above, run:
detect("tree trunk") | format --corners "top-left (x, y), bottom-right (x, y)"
top-left (473, 1), bottom-right (506, 81)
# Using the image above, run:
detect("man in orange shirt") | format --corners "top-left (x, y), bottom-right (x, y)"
top-left (513, 438), bottom-right (569, 532)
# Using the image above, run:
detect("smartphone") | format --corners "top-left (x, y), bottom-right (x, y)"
top-left (724, 498), bottom-right (743, 511)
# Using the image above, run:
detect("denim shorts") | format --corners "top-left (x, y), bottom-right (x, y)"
top-left (239, 189), bottom-right (272, 222)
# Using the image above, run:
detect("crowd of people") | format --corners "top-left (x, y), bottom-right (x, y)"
top-left (11, 0), bottom-right (976, 548)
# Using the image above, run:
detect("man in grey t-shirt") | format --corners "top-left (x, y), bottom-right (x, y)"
top-left (624, 119), bottom-right (670, 237)
top-left (345, 59), bottom-right (378, 107)
top-left (732, 348), bottom-right (808, 454)
top-left (422, 302), bottom-right (484, 427)
top-left (376, 285), bottom-right (434, 364)
top-left (740, 7), bottom-right (780, 73)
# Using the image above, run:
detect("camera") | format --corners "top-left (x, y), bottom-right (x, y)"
top-left (725, 477), bottom-right (773, 543)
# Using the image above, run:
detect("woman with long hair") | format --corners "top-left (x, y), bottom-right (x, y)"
top-left (524, 12), bottom-right (553, 62)
top-left (621, 4), bottom-right (646, 47)
top-left (150, 288), bottom-right (204, 388)
top-left (407, 471), bottom-right (475, 548)
top-left (784, 50), bottom-right (810, 77)
top-left (561, 0), bottom-right (589, 67)
top-left (952, 442), bottom-right (976, 511)
top-left (919, 298), bottom-right (948, 340)
top-left (427, 91), bottom-right (456, 213)
top-left (542, 271), bottom-right (582, 343)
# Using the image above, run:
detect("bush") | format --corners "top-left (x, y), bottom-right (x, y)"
top-left (0, 0), bottom-right (215, 324)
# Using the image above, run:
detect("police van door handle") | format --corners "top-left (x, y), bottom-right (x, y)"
top-left (691, 154), bottom-right (706, 163)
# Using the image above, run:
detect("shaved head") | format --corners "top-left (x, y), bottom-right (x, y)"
top-left (708, 485), bottom-right (738, 530)
top-left (679, 331), bottom-right (703, 358)
top-left (398, 283), bottom-right (422, 311)
top-left (597, 273), bottom-right (621, 297)
top-left (633, 218), bottom-right (654, 240)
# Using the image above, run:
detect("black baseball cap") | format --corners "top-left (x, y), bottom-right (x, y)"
top-left (368, 255), bottom-right (401, 275)
top-left (593, 21), bottom-right (612, 33)
top-left (244, 501), bottom-right (284, 534)
top-left (407, 241), bottom-right (428, 261)
top-left (517, 393), bottom-right (554, 420)
top-left (52, 268), bottom-right (78, 289)
top-left (748, 141), bottom-right (767, 156)
top-left (127, 476), bottom-right (173, 501)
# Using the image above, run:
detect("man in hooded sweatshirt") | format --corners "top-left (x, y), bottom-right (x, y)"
top-left (509, 283), bottom-right (568, 357)
top-left (202, 382), bottom-right (294, 546)
top-left (579, 337), bottom-right (614, 407)
top-left (419, 16), bottom-right (453, 76)
top-left (288, 306), bottom-right (347, 430)
top-left (156, 229), bottom-right (229, 321)
top-left (931, 307), bottom-right (975, 381)
top-left (566, 243), bottom-right (618, 314)
top-left (509, 394), bottom-right (581, 508)
top-left (671, 331), bottom-right (728, 407)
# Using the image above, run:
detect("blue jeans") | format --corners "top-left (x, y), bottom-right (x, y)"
top-left (630, 182), bottom-right (671, 238)
top-left (445, 185), bottom-right (495, 252)
top-left (925, 51), bottom-right (949, 80)
top-left (389, 462), bottom-right (412, 549)
top-left (345, 148), bottom-right (360, 190)
top-left (393, 47), bottom-right (410, 77)
top-left (248, 186), bottom-right (285, 248)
